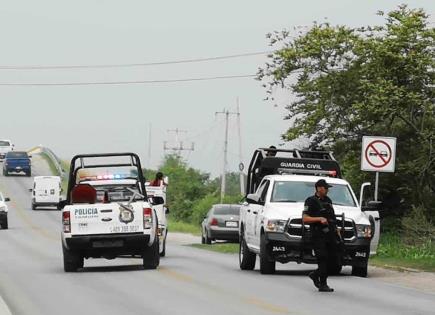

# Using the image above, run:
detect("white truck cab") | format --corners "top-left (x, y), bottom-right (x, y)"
top-left (239, 148), bottom-right (382, 277)
top-left (31, 176), bottom-right (62, 210)
top-left (60, 153), bottom-right (160, 272)
top-left (0, 140), bottom-right (14, 161)
top-left (146, 178), bottom-right (169, 257)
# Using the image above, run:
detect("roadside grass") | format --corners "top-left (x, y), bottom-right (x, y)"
top-left (190, 243), bottom-right (239, 254)
top-left (370, 233), bottom-right (435, 272)
top-left (168, 218), bottom-right (201, 236)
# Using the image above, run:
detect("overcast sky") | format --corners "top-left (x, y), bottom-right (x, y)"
top-left (0, 0), bottom-right (433, 177)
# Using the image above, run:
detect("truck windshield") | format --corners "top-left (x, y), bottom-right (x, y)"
top-left (6, 152), bottom-right (28, 158)
top-left (271, 181), bottom-right (357, 207)
top-left (94, 184), bottom-right (141, 202)
top-left (0, 141), bottom-right (10, 146)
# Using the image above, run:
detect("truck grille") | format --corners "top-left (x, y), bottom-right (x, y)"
top-left (287, 218), bottom-right (356, 241)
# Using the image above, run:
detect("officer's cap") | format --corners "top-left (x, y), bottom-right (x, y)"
top-left (315, 179), bottom-right (333, 189)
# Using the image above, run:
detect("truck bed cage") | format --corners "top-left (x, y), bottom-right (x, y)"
top-left (66, 153), bottom-right (147, 204)
top-left (246, 148), bottom-right (342, 194)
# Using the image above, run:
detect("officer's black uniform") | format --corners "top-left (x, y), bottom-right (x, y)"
top-left (304, 181), bottom-right (340, 291)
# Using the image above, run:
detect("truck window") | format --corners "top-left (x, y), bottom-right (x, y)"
top-left (271, 181), bottom-right (357, 207)
top-left (0, 141), bottom-right (10, 146)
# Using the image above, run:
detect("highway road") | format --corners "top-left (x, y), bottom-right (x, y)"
top-left (0, 155), bottom-right (433, 315)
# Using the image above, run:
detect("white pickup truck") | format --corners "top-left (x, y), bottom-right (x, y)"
top-left (146, 180), bottom-right (169, 257)
top-left (0, 140), bottom-right (14, 161)
top-left (60, 153), bottom-right (161, 272)
top-left (239, 148), bottom-right (381, 277)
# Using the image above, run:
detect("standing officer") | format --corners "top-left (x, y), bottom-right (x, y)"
top-left (303, 179), bottom-right (339, 292)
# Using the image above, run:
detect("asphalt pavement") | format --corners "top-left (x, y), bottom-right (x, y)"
top-left (0, 156), bottom-right (433, 315)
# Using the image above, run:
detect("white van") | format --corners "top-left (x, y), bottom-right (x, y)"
top-left (31, 176), bottom-right (62, 210)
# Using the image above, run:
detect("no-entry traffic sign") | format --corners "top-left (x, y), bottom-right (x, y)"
top-left (361, 136), bottom-right (396, 172)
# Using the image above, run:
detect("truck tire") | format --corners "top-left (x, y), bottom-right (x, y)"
top-left (62, 244), bottom-right (83, 272)
top-left (143, 235), bottom-right (160, 269)
top-left (31, 203), bottom-right (36, 210)
top-left (259, 233), bottom-right (275, 274)
top-left (26, 170), bottom-right (31, 177)
top-left (160, 230), bottom-right (167, 257)
top-left (1, 219), bottom-right (8, 229)
top-left (3, 170), bottom-right (8, 176)
top-left (239, 230), bottom-right (256, 270)
top-left (352, 263), bottom-right (368, 277)
top-left (327, 256), bottom-right (342, 275)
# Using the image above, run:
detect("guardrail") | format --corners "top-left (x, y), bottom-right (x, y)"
top-left (28, 146), bottom-right (66, 178)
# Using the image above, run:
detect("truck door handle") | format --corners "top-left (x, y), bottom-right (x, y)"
top-left (375, 217), bottom-right (380, 221)
top-left (253, 211), bottom-right (258, 215)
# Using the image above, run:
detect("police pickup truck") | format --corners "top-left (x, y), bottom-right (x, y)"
top-left (239, 148), bottom-right (381, 277)
top-left (60, 153), bottom-right (161, 272)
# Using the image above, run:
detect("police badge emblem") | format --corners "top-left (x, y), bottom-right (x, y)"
top-left (119, 204), bottom-right (134, 224)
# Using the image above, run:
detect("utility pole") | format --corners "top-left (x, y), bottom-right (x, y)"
top-left (236, 98), bottom-right (245, 196)
top-left (147, 123), bottom-right (152, 167)
top-left (216, 108), bottom-right (238, 203)
top-left (163, 128), bottom-right (194, 157)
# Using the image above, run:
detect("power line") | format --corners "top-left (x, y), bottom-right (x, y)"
top-left (0, 74), bottom-right (256, 86)
top-left (0, 51), bottom-right (272, 70)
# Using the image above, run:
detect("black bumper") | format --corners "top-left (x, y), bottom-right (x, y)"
top-left (65, 233), bottom-right (150, 257)
top-left (266, 232), bottom-right (371, 266)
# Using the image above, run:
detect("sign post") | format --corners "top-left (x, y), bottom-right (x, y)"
top-left (361, 136), bottom-right (397, 201)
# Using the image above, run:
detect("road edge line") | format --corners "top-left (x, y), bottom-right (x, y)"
top-left (0, 294), bottom-right (12, 315)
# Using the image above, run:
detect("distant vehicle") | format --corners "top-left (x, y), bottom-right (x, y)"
top-left (0, 192), bottom-right (10, 229)
top-left (201, 204), bottom-right (241, 244)
top-left (30, 176), bottom-right (62, 210)
top-left (60, 153), bottom-right (160, 272)
top-left (0, 140), bottom-right (14, 161)
top-left (3, 151), bottom-right (32, 176)
top-left (146, 177), bottom-right (169, 257)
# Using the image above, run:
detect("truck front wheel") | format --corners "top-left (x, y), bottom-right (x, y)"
top-left (352, 263), bottom-right (368, 277)
top-left (239, 229), bottom-right (256, 270)
top-left (259, 233), bottom-right (275, 274)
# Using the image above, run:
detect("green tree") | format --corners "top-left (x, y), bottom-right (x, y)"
top-left (258, 5), bottom-right (434, 218)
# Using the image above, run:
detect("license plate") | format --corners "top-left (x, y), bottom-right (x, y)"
top-left (92, 240), bottom-right (124, 248)
top-left (225, 221), bottom-right (238, 228)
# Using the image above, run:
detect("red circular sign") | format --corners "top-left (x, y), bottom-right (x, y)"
top-left (365, 140), bottom-right (392, 168)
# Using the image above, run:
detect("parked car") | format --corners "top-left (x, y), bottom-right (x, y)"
top-left (201, 204), bottom-right (241, 244)
top-left (3, 151), bottom-right (31, 176)
top-left (0, 192), bottom-right (10, 229)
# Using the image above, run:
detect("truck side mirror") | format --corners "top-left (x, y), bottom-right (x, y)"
top-left (165, 207), bottom-right (170, 214)
top-left (4, 197), bottom-right (10, 202)
top-left (29, 188), bottom-right (33, 193)
top-left (151, 196), bottom-right (165, 205)
top-left (246, 193), bottom-right (259, 204)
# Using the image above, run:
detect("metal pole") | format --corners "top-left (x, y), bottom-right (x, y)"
top-left (147, 124), bottom-right (152, 166)
top-left (221, 110), bottom-right (229, 203)
top-left (374, 172), bottom-right (379, 201)
top-left (236, 99), bottom-right (245, 196)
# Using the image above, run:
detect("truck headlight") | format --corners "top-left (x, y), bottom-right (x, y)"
top-left (265, 220), bottom-right (287, 233)
top-left (0, 206), bottom-right (6, 212)
top-left (356, 224), bottom-right (372, 238)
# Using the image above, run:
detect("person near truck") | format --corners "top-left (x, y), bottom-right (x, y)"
top-left (303, 179), bottom-right (341, 292)
top-left (149, 171), bottom-right (167, 187)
